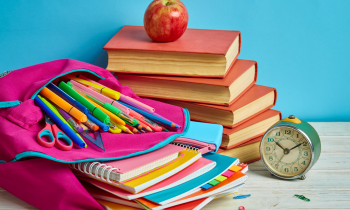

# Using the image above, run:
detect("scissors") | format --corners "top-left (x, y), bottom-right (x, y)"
top-left (37, 113), bottom-right (73, 151)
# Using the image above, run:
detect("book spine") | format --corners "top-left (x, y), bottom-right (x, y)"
top-left (69, 162), bottom-right (119, 183)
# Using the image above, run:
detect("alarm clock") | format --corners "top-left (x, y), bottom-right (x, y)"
top-left (260, 115), bottom-right (321, 180)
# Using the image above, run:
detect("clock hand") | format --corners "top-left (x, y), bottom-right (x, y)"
top-left (275, 142), bottom-right (285, 150)
top-left (276, 153), bottom-right (285, 167)
top-left (289, 143), bottom-right (303, 151)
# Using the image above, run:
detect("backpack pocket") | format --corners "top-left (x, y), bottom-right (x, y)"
top-left (0, 99), bottom-right (43, 131)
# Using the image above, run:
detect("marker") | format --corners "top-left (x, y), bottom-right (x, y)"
top-left (65, 75), bottom-right (121, 100)
top-left (40, 87), bottom-right (87, 122)
top-left (77, 75), bottom-right (155, 113)
top-left (58, 81), bottom-right (110, 124)
top-left (82, 95), bottom-right (125, 126)
top-left (47, 83), bottom-right (89, 114)
top-left (69, 80), bottom-right (130, 114)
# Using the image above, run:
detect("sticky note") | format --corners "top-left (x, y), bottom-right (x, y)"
top-left (215, 175), bottom-right (228, 182)
top-left (229, 165), bottom-right (242, 172)
top-left (222, 170), bottom-right (235, 178)
top-left (208, 180), bottom-right (220, 186)
top-left (201, 184), bottom-right (213, 190)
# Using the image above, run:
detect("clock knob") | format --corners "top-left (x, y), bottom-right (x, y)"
top-left (282, 115), bottom-right (301, 124)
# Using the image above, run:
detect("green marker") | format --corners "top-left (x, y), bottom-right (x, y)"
top-left (86, 94), bottom-right (139, 126)
top-left (58, 81), bottom-right (110, 124)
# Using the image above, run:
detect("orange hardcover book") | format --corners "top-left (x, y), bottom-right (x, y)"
top-left (221, 109), bottom-right (282, 149)
top-left (158, 84), bottom-right (277, 128)
top-left (117, 59), bottom-right (257, 106)
top-left (104, 25), bottom-right (241, 78)
top-left (218, 136), bottom-right (263, 164)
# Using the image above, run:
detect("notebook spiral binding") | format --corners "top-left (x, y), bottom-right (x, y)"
top-left (69, 162), bottom-right (120, 183)
top-left (170, 142), bottom-right (200, 153)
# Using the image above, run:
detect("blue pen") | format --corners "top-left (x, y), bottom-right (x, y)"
top-left (118, 101), bottom-right (181, 129)
top-left (233, 194), bottom-right (251, 199)
top-left (47, 83), bottom-right (89, 114)
top-left (47, 83), bottom-right (109, 131)
top-left (86, 112), bottom-right (109, 131)
top-left (34, 95), bottom-right (86, 148)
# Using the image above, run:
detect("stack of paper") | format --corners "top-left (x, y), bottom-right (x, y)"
top-left (71, 121), bottom-right (249, 209)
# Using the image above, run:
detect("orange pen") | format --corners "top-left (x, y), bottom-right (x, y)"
top-left (40, 87), bottom-right (87, 122)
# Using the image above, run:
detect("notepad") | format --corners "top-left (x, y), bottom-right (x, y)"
top-left (73, 146), bottom-right (202, 194)
top-left (70, 144), bottom-right (183, 182)
top-left (143, 152), bottom-right (239, 205)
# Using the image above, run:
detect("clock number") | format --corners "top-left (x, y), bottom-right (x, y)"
top-left (276, 132), bottom-right (280, 136)
top-left (284, 168), bottom-right (289, 172)
top-left (269, 156), bottom-right (273, 161)
top-left (285, 130), bottom-right (291, 135)
top-left (304, 151), bottom-right (308, 156)
top-left (267, 138), bottom-right (274, 142)
top-left (303, 142), bottom-right (307, 146)
top-left (296, 134), bottom-right (299, 138)
top-left (266, 147), bottom-right (271, 151)
top-left (301, 161), bottom-right (306, 165)
top-left (294, 167), bottom-right (298, 172)
top-left (275, 164), bottom-right (279, 169)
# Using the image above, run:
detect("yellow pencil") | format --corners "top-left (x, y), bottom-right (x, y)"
top-left (114, 122), bottom-right (134, 134)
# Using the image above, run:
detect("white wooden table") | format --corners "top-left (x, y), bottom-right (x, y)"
top-left (0, 122), bottom-right (349, 210)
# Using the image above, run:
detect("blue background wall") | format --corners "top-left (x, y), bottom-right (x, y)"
top-left (0, 0), bottom-right (349, 121)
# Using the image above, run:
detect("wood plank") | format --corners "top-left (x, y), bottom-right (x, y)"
top-left (203, 170), bottom-right (350, 209)
top-left (309, 122), bottom-right (350, 136)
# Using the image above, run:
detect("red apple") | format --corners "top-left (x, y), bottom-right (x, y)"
top-left (144, 0), bottom-right (189, 42)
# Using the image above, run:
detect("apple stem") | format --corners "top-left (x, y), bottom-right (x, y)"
top-left (165, 2), bottom-right (172, 6)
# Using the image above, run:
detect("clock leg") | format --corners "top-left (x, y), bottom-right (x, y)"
top-left (301, 175), bottom-right (306, 180)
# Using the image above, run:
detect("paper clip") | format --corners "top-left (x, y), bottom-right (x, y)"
top-left (239, 206), bottom-right (245, 210)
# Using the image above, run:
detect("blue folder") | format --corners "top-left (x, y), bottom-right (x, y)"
top-left (143, 152), bottom-right (238, 205)
top-left (180, 121), bottom-right (223, 153)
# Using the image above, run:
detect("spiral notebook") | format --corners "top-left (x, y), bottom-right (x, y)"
top-left (72, 144), bottom-right (202, 193)
top-left (70, 144), bottom-right (183, 183)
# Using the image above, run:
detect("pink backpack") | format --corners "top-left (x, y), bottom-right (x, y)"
top-left (0, 59), bottom-right (189, 209)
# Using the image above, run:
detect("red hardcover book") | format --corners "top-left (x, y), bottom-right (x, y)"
top-left (221, 109), bottom-right (282, 149)
top-left (104, 25), bottom-right (241, 78)
top-left (157, 84), bottom-right (277, 128)
top-left (117, 59), bottom-right (257, 106)
top-left (218, 136), bottom-right (263, 164)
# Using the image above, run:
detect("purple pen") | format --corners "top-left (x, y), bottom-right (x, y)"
top-left (58, 109), bottom-right (84, 133)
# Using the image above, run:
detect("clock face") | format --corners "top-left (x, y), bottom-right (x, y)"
top-left (261, 126), bottom-right (312, 177)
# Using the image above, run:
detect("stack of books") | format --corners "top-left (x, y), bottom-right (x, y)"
top-left (104, 25), bottom-right (282, 163)
top-left (70, 121), bottom-right (249, 209)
